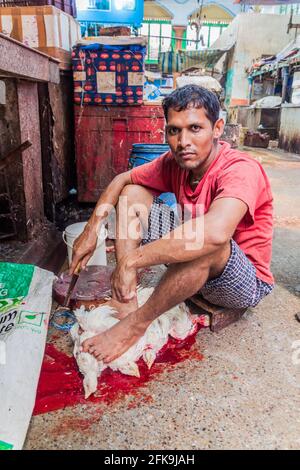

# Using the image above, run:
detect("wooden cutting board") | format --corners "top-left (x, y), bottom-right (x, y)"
top-left (53, 265), bottom-right (115, 309)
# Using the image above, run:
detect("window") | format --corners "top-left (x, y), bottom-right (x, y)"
top-left (209, 26), bottom-right (222, 46)
top-left (114, 0), bottom-right (136, 10)
top-left (201, 26), bottom-right (210, 48)
top-left (122, 0), bottom-right (136, 10)
top-left (88, 0), bottom-right (111, 10)
top-left (139, 21), bottom-right (172, 62)
top-left (186, 24), bottom-right (197, 50)
top-left (279, 4), bottom-right (300, 15)
top-left (161, 23), bottom-right (172, 52)
top-left (149, 23), bottom-right (160, 60)
top-left (80, 0), bottom-right (136, 10)
top-left (186, 23), bottom-right (228, 50)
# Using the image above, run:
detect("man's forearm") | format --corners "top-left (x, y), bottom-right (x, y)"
top-left (87, 171), bottom-right (132, 232)
top-left (124, 215), bottom-right (228, 271)
top-left (125, 237), bottom-right (215, 271)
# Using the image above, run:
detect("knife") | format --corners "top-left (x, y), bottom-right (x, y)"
top-left (63, 262), bottom-right (81, 308)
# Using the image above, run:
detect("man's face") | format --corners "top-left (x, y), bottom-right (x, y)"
top-left (165, 106), bottom-right (224, 171)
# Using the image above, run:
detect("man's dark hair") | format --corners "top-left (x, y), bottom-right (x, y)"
top-left (162, 85), bottom-right (220, 127)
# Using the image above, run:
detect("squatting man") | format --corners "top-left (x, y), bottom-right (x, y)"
top-left (70, 85), bottom-right (274, 363)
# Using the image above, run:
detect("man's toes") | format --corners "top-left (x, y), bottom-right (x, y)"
top-left (82, 339), bottom-right (93, 352)
top-left (103, 354), bottom-right (115, 364)
top-left (93, 348), bottom-right (103, 359)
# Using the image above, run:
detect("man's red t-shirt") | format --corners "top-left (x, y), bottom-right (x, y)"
top-left (131, 141), bottom-right (274, 285)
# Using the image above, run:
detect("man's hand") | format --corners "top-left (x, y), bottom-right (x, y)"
top-left (69, 171), bottom-right (133, 275)
top-left (111, 256), bottom-right (137, 303)
top-left (69, 224), bottom-right (98, 274)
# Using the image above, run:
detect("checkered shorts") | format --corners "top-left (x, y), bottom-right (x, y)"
top-left (142, 196), bottom-right (274, 309)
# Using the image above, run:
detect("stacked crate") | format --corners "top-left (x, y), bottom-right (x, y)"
top-left (0, 0), bottom-right (76, 17)
top-left (72, 39), bottom-right (147, 106)
top-left (72, 37), bottom-right (167, 202)
top-left (0, 5), bottom-right (81, 69)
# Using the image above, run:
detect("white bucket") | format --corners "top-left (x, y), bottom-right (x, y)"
top-left (62, 222), bottom-right (107, 267)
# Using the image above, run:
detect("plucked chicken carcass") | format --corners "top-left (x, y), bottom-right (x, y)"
top-left (70, 288), bottom-right (197, 399)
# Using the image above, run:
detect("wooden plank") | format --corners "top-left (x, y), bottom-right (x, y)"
top-left (0, 78), bottom-right (27, 240)
top-left (38, 82), bottom-right (55, 222)
top-left (17, 81), bottom-right (44, 239)
top-left (210, 308), bottom-right (246, 333)
top-left (0, 33), bottom-right (60, 83)
top-left (189, 294), bottom-right (247, 333)
top-left (0, 140), bottom-right (31, 170)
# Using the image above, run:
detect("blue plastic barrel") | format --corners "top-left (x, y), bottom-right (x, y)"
top-left (129, 143), bottom-right (177, 208)
top-left (129, 143), bottom-right (170, 168)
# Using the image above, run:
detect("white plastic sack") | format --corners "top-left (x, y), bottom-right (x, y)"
top-left (176, 75), bottom-right (222, 93)
top-left (251, 96), bottom-right (282, 108)
top-left (0, 262), bottom-right (54, 450)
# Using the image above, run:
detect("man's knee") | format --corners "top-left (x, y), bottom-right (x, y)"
top-left (116, 184), bottom-right (153, 231)
top-left (170, 242), bottom-right (230, 280)
top-left (118, 185), bottom-right (154, 219)
top-left (208, 241), bottom-right (231, 280)
top-left (120, 184), bottom-right (152, 202)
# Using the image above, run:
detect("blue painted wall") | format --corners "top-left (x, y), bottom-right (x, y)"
top-left (77, 0), bottom-right (144, 28)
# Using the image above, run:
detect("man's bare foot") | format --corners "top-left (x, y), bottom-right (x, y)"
top-left (81, 312), bottom-right (148, 363)
top-left (104, 297), bottom-right (138, 319)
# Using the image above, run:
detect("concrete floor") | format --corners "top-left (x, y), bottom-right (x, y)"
top-left (24, 147), bottom-right (300, 450)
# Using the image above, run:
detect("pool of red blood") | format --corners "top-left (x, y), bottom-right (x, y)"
top-left (33, 325), bottom-right (204, 415)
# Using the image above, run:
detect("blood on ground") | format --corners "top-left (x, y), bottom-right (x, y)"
top-left (33, 324), bottom-right (204, 416)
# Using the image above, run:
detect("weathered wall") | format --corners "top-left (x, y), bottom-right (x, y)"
top-left (48, 73), bottom-right (75, 202)
top-left (279, 105), bottom-right (300, 154)
top-left (210, 16), bottom-right (238, 103)
top-left (0, 33), bottom-right (69, 242)
top-left (39, 72), bottom-right (75, 221)
top-left (1, 73), bottom-right (74, 238)
top-left (17, 80), bottom-right (44, 238)
top-left (213, 13), bottom-right (300, 106)
top-left (0, 78), bottom-right (27, 240)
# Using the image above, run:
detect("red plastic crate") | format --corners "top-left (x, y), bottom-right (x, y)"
top-left (74, 104), bottom-right (165, 202)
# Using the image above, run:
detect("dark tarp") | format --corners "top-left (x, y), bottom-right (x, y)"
top-left (159, 47), bottom-right (232, 74)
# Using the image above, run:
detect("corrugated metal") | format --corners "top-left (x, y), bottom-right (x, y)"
top-left (279, 105), bottom-right (300, 155)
